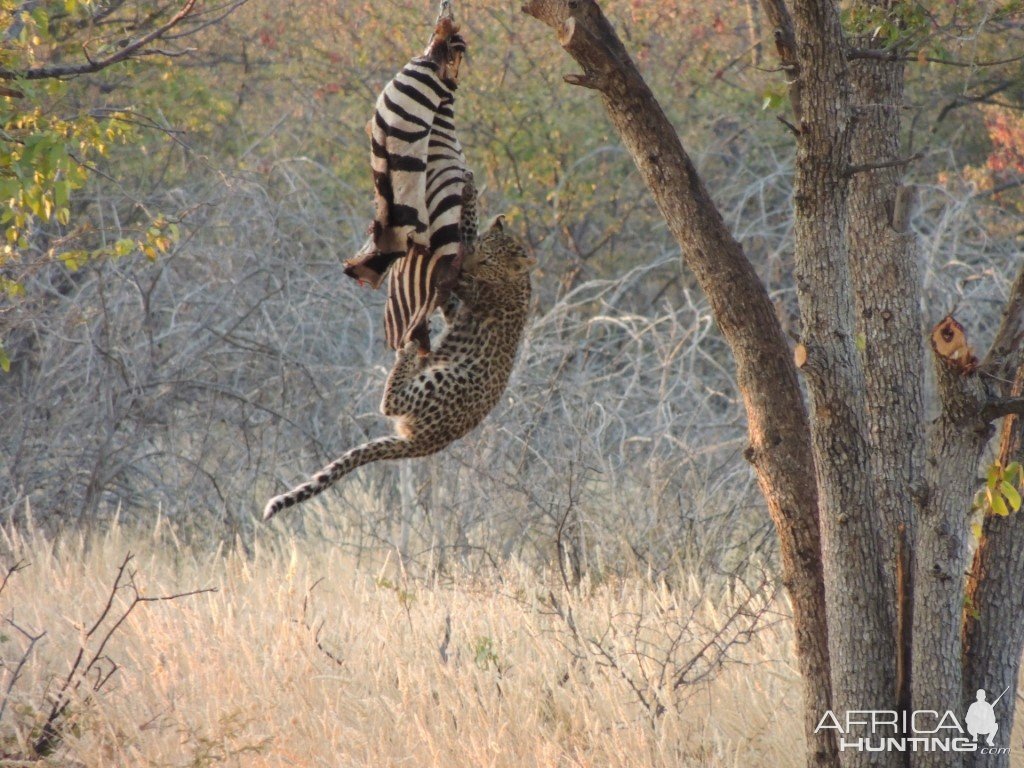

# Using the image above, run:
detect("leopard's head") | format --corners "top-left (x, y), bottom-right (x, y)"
top-left (465, 215), bottom-right (536, 280)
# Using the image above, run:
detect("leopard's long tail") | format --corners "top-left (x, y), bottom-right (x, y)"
top-left (263, 436), bottom-right (414, 520)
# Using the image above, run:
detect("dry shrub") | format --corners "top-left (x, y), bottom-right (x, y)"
top-left (0, 153), bottom-right (771, 578)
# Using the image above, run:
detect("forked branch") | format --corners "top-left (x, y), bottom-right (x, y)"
top-left (33, 552), bottom-right (216, 756)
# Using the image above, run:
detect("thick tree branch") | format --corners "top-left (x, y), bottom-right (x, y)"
top-left (982, 397), bottom-right (1024, 423)
top-left (521, 3), bottom-right (835, 766)
top-left (840, 7), bottom-right (929, 748)
top-left (980, 263), bottom-right (1024, 387)
top-left (917, 317), bottom-right (990, 768)
top-left (0, 0), bottom-right (198, 81)
top-left (783, 0), bottom-right (902, 760)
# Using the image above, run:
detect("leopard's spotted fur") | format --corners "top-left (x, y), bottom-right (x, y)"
top-left (263, 216), bottom-right (534, 521)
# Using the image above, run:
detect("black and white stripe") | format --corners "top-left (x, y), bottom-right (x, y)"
top-left (344, 25), bottom-right (473, 352)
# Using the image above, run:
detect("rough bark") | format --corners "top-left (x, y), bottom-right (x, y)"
top-left (787, 1), bottom-right (898, 762)
top-left (521, 2), bottom-right (835, 765)
top-left (962, 367), bottom-right (1023, 768)
top-left (843, 7), bottom-right (928, 758)
top-left (912, 318), bottom-right (991, 768)
top-left (963, 264), bottom-right (1024, 768)
top-left (846, 12), bottom-right (924, 649)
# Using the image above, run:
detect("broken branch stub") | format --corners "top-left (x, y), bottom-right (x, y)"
top-left (794, 342), bottom-right (809, 369)
top-left (522, 0), bottom-right (632, 94)
top-left (931, 315), bottom-right (977, 374)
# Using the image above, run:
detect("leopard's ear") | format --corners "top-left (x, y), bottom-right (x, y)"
top-left (485, 214), bottom-right (506, 234)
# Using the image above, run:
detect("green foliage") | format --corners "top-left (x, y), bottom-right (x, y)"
top-left (842, 0), bottom-right (1024, 62)
top-left (0, 0), bottom-right (119, 262)
top-left (974, 461), bottom-right (1024, 519)
top-left (0, 92), bottom-right (131, 250)
top-left (841, 2), bottom-right (931, 50)
top-left (0, 0), bottom-right (204, 370)
top-left (0, 0), bottom-right (134, 268)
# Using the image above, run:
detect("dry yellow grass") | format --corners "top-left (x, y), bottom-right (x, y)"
top-left (3, 518), bottom-right (1017, 768)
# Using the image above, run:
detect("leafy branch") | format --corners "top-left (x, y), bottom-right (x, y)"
top-left (0, 0), bottom-right (200, 82)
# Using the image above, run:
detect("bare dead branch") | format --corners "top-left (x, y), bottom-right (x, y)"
top-left (0, 559), bottom-right (29, 598)
top-left (670, 570), bottom-right (776, 691)
top-left (33, 552), bottom-right (216, 756)
top-left (848, 48), bottom-right (1024, 69)
top-left (83, 552), bottom-right (133, 637)
top-left (0, 616), bottom-right (47, 726)
top-left (843, 152), bottom-right (923, 177)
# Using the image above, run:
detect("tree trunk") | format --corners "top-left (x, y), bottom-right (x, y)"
top-left (963, 264), bottom-right (1024, 768)
top-left (845, 20), bottom-right (924, 713)
top-left (521, 2), bottom-right (835, 765)
top-left (963, 367), bottom-right (1023, 768)
top-left (912, 318), bottom-right (991, 768)
top-left (523, 3), bottom-right (1024, 767)
top-left (787, 2), bottom-right (898, 762)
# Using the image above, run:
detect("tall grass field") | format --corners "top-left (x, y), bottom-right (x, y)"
top-left (0, 515), bottom-right (819, 768)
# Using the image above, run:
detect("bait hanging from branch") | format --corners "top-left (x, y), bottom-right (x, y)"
top-left (342, 0), bottom-right (476, 353)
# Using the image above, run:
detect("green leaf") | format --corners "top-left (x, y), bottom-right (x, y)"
top-left (29, 6), bottom-right (49, 35)
top-left (60, 249), bottom-right (87, 271)
top-left (999, 481), bottom-right (1022, 512)
top-left (53, 180), bottom-right (70, 208)
top-left (987, 465), bottom-right (1000, 488)
top-left (992, 494), bottom-right (1009, 517)
top-left (0, 343), bottom-right (9, 373)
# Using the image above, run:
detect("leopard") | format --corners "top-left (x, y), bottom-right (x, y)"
top-left (263, 215), bottom-right (535, 521)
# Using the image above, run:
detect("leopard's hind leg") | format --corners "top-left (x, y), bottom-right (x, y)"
top-left (381, 341), bottom-right (428, 417)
